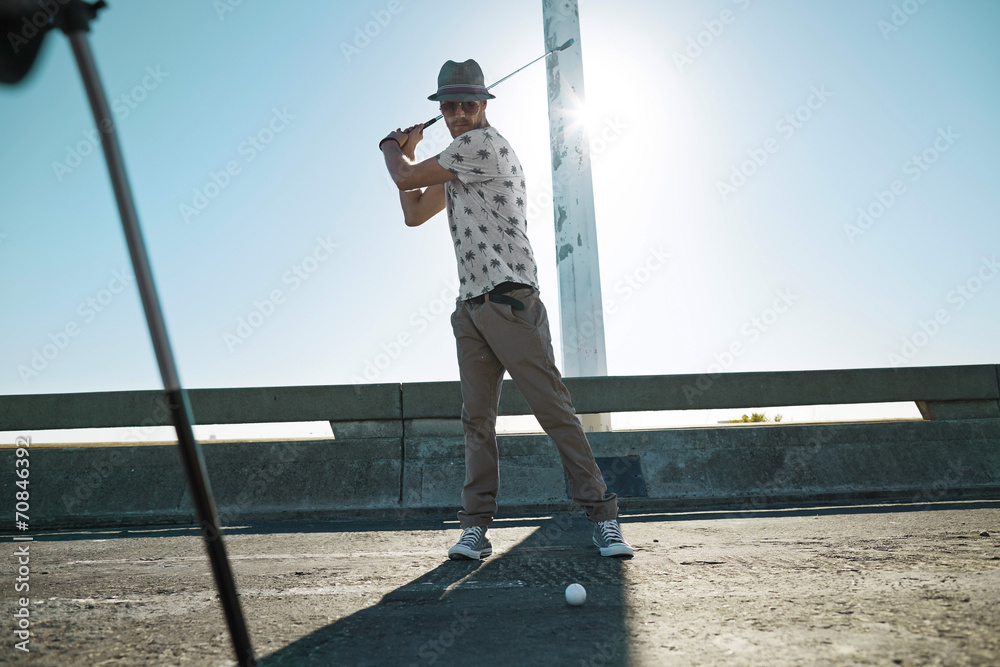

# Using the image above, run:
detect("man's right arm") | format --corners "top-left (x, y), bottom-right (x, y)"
top-left (399, 183), bottom-right (445, 227)
top-left (383, 140), bottom-right (456, 191)
top-left (381, 124), bottom-right (452, 227)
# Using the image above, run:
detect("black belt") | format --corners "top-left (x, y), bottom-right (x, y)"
top-left (468, 281), bottom-right (531, 310)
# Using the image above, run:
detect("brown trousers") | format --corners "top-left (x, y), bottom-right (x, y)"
top-left (450, 286), bottom-right (618, 528)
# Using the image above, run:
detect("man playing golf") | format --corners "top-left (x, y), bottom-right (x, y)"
top-left (379, 59), bottom-right (631, 559)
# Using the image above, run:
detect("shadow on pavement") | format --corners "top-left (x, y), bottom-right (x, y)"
top-left (22, 499), bottom-right (998, 543)
top-left (259, 515), bottom-right (632, 667)
top-left (23, 517), bottom-right (454, 542)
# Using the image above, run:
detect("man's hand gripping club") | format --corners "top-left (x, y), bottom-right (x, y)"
top-left (381, 123), bottom-right (424, 160)
top-left (380, 122), bottom-right (453, 191)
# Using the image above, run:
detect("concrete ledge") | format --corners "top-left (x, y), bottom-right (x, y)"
top-left (402, 382), bottom-right (465, 419)
top-left (4, 366), bottom-right (998, 431)
top-left (330, 420), bottom-right (402, 438)
top-left (190, 384), bottom-right (401, 424)
top-left (575, 365), bottom-right (1000, 413)
top-left (916, 399), bottom-right (1000, 420)
top-left (399, 365), bottom-right (1000, 418)
top-left (0, 383), bottom-right (401, 431)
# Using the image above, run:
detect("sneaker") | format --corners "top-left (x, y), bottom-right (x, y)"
top-left (593, 519), bottom-right (633, 557)
top-left (448, 526), bottom-right (492, 560)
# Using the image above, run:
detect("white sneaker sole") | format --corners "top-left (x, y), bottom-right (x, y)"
top-left (448, 545), bottom-right (493, 560)
top-left (596, 542), bottom-right (634, 557)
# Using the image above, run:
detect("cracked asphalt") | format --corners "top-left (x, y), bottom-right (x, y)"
top-left (3, 500), bottom-right (998, 666)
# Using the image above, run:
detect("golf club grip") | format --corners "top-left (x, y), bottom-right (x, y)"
top-left (423, 116), bottom-right (440, 128)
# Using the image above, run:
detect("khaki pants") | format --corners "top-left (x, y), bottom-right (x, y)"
top-left (450, 286), bottom-right (618, 528)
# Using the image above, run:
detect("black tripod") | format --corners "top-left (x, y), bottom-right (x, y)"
top-left (0, 2), bottom-right (254, 664)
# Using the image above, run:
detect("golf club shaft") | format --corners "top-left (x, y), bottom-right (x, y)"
top-left (65, 20), bottom-right (256, 667)
top-left (421, 38), bottom-right (575, 129)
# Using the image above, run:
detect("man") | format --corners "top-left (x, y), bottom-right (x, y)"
top-left (380, 58), bottom-right (631, 559)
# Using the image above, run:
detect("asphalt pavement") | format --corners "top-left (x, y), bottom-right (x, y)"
top-left (4, 500), bottom-right (999, 666)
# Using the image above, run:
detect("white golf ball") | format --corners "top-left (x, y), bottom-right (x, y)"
top-left (565, 583), bottom-right (586, 606)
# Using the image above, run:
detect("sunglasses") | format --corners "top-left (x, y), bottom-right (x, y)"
top-left (439, 101), bottom-right (482, 116)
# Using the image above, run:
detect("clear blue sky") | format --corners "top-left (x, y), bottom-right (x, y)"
top-left (2, 0), bottom-right (998, 407)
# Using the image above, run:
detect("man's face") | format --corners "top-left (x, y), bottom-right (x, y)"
top-left (441, 100), bottom-right (488, 138)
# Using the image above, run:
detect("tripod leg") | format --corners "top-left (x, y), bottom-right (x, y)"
top-left (64, 26), bottom-right (256, 667)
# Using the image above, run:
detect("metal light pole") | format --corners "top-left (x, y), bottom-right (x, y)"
top-left (542, 0), bottom-right (610, 431)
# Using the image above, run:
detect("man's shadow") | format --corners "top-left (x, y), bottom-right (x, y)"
top-left (259, 515), bottom-right (631, 666)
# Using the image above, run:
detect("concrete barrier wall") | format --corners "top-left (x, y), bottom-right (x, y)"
top-left (402, 419), bottom-right (1000, 510)
top-left (3, 365), bottom-right (998, 529)
top-left (5, 419), bottom-right (998, 529)
top-left (5, 439), bottom-right (402, 529)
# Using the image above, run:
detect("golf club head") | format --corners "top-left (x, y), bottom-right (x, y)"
top-left (0, 0), bottom-right (54, 84)
top-left (557, 38), bottom-right (575, 51)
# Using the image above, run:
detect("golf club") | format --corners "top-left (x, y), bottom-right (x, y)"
top-left (0, 2), bottom-right (255, 664)
top-left (421, 38), bottom-right (575, 129)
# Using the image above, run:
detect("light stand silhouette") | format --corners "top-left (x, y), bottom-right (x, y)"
top-left (0, 1), bottom-right (254, 664)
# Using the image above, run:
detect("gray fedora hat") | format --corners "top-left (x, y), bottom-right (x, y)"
top-left (427, 59), bottom-right (496, 102)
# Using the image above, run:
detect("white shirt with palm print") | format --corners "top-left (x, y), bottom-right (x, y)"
top-left (436, 127), bottom-right (540, 301)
